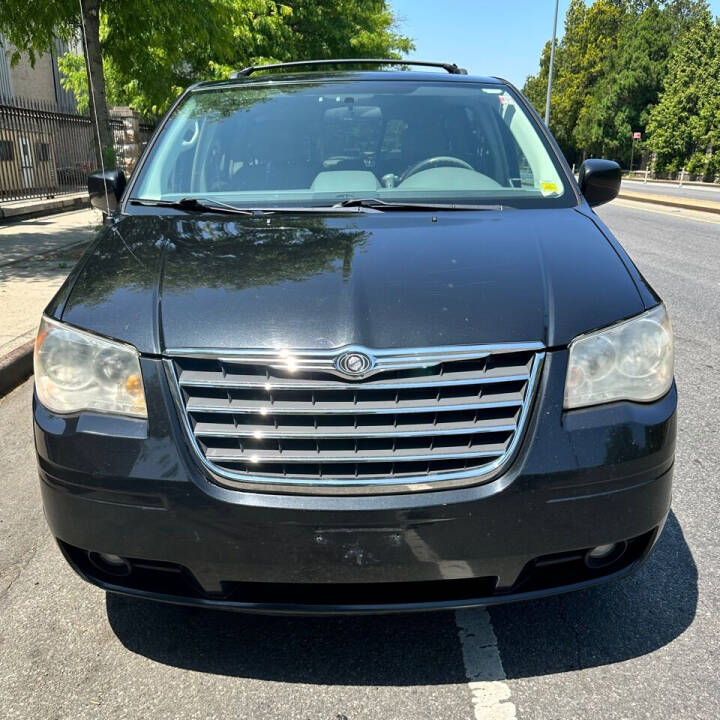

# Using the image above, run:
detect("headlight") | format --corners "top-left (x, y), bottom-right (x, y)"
top-left (34, 316), bottom-right (147, 418)
top-left (564, 304), bottom-right (673, 409)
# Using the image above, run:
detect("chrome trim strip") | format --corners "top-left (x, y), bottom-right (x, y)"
top-left (205, 449), bottom-right (505, 464)
top-left (192, 424), bottom-right (518, 440)
top-left (178, 373), bottom-right (531, 391)
top-left (163, 349), bottom-right (546, 495)
top-left (166, 342), bottom-right (543, 380)
top-left (184, 398), bottom-right (524, 415)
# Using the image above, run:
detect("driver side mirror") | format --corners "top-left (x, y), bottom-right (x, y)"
top-left (88, 168), bottom-right (126, 215)
top-left (578, 159), bottom-right (621, 207)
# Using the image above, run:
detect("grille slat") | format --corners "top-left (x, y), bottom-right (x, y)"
top-left (205, 447), bottom-right (507, 464)
top-left (192, 422), bottom-right (518, 439)
top-left (185, 396), bottom-right (524, 415)
top-left (169, 345), bottom-right (542, 490)
top-left (177, 369), bottom-right (531, 391)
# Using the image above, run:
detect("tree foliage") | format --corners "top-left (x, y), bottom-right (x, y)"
top-left (646, 8), bottom-right (720, 174)
top-left (40, 1), bottom-right (412, 117)
top-left (523, 0), bottom-right (716, 175)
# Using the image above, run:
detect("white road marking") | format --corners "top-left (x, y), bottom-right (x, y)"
top-left (455, 608), bottom-right (516, 720)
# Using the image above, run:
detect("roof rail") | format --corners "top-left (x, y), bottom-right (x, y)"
top-left (229, 59), bottom-right (468, 79)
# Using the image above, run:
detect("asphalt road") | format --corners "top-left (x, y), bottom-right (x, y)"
top-left (622, 178), bottom-right (720, 202)
top-left (1, 198), bottom-right (718, 719)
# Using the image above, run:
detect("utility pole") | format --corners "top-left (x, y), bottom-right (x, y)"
top-left (544, 0), bottom-right (560, 126)
top-left (630, 131), bottom-right (641, 174)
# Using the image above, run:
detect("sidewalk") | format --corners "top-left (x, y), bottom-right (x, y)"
top-left (0, 192), bottom-right (90, 221)
top-left (617, 189), bottom-right (720, 214)
top-left (0, 208), bottom-right (101, 393)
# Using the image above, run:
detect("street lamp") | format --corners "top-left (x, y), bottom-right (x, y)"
top-left (544, 0), bottom-right (560, 126)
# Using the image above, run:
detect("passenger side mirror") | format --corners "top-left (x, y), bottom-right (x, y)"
top-left (578, 159), bottom-right (621, 207)
top-left (88, 168), bottom-right (126, 214)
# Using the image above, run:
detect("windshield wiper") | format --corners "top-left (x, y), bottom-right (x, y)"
top-left (129, 197), bottom-right (259, 215)
top-left (335, 198), bottom-right (504, 211)
top-left (129, 196), bottom-right (497, 215)
top-left (129, 198), bottom-right (382, 215)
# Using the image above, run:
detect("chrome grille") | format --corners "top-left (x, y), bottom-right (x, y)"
top-left (167, 344), bottom-right (544, 493)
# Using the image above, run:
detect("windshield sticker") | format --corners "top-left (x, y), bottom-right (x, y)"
top-left (540, 181), bottom-right (559, 195)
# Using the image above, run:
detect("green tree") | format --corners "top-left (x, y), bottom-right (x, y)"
top-left (0, 0), bottom-right (115, 165)
top-left (647, 8), bottom-right (720, 176)
top-left (523, 0), bottom-right (710, 168)
top-left (57, 1), bottom-right (412, 117)
top-left (56, 0), bottom-right (255, 117)
top-left (1, 1), bottom-right (411, 164)
top-left (523, 0), bottom-right (628, 165)
top-left (574, 0), bottom-right (707, 166)
top-left (574, 2), bottom-right (674, 164)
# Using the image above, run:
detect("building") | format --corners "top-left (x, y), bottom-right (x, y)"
top-left (0, 36), bottom-right (152, 203)
top-left (0, 35), bottom-right (78, 111)
top-left (0, 35), bottom-right (87, 201)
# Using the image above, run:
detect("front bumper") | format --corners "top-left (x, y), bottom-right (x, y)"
top-left (34, 351), bottom-right (676, 614)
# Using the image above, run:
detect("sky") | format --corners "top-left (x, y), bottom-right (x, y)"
top-left (390, 0), bottom-right (720, 88)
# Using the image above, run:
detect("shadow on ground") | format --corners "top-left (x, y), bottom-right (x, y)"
top-left (490, 511), bottom-right (697, 678)
top-left (106, 510), bottom-right (696, 686)
top-left (0, 212), bottom-right (97, 277)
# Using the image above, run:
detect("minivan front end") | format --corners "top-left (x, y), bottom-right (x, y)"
top-left (35, 317), bottom-right (675, 614)
top-left (34, 68), bottom-right (676, 613)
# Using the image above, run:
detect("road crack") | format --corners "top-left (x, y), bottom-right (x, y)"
top-left (0, 540), bottom-right (42, 601)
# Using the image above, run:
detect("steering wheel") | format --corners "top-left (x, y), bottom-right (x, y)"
top-left (399, 156), bottom-right (474, 183)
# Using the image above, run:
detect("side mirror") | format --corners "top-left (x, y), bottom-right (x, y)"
top-left (578, 159), bottom-right (621, 207)
top-left (88, 169), bottom-right (126, 214)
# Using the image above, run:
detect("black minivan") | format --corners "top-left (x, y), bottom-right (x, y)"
top-left (34, 60), bottom-right (676, 613)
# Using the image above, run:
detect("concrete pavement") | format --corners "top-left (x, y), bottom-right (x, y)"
top-left (619, 179), bottom-right (720, 214)
top-left (622, 178), bottom-right (720, 202)
top-left (0, 208), bottom-right (100, 389)
top-left (619, 189), bottom-right (720, 214)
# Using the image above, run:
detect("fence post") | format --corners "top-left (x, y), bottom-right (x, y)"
top-left (678, 167), bottom-right (685, 187)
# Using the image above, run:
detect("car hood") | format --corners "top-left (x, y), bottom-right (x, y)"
top-left (60, 209), bottom-right (646, 354)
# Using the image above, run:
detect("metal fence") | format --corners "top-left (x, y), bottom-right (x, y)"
top-left (625, 168), bottom-right (720, 185)
top-left (0, 95), bottom-right (153, 204)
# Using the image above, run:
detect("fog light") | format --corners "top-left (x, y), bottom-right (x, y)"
top-left (588, 544), bottom-right (616, 559)
top-left (88, 551), bottom-right (132, 576)
top-left (584, 541), bottom-right (627, 569)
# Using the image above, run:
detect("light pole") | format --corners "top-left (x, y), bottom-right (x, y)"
top-left (544, 0), bottom-right (560, 126)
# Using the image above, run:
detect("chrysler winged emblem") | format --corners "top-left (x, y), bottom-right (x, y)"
top-left (335, 350), bottom-right (374, 377)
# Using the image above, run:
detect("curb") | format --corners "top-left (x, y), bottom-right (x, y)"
top-left (0, 340), bottom-right (33, 398)
top-left (0, 194), bottom-right (90, 223)
top-left (617, 191), bottom-right (720, 215)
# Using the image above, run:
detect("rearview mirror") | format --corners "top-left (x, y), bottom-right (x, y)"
top-left (578, 159), bottom-right (621, 207)
top-left (88, 169), bottom-right (126, 214)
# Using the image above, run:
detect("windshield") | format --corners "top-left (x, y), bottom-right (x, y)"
top-left (132, 79), bottom-right (573, 209)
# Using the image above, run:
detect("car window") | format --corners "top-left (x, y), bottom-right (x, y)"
top-left (133, 80), bottom-right (572, 209)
